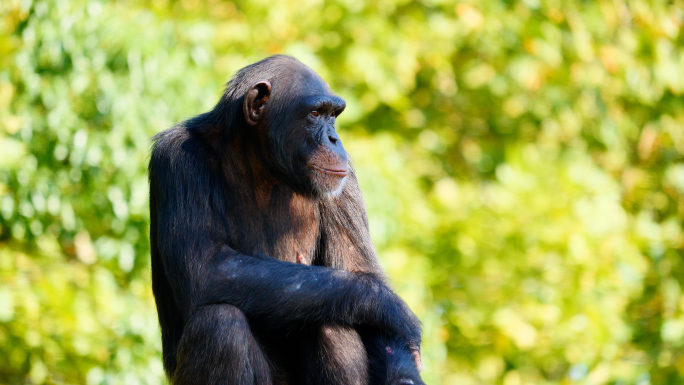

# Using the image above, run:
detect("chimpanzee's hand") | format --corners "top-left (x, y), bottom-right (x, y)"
top-left (390, 298), bottom-right (422, 350)
top-left (360, 275), bottom-right (422, 350)
top-left (387, 290), bottom-right (422, 349)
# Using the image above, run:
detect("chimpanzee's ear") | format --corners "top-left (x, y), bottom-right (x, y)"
top-left (243, 81), bottom-right (272, 126)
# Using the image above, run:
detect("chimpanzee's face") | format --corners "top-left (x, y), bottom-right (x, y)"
top-left (271, 74), bottom-right (348, 197)
top-left (294, 91), bottom-right (348, 196)
top-left (243, 67), bottom-right (348, 197)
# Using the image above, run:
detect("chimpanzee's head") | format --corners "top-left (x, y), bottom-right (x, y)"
top-left (238, 56), bottom-right (348, 197)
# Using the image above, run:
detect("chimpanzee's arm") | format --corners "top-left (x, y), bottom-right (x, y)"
top-left (319, 166), bottom-right (423, 354)
top-left (149, 130), bottom-right (419, 344)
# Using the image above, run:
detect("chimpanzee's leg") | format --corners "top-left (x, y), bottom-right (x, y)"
top-left (294, 325), bottom-right (368, 385)
top-left (172, 305), bottom-right (275, 385)
top-left (298, 325), bottom-right (423, 385)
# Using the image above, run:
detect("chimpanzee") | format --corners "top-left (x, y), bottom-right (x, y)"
top-left (149, 55), bottom-right (423, 385)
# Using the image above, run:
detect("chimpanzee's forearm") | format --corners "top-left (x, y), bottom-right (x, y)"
top-left (196, 248), bottom-right (421, 344)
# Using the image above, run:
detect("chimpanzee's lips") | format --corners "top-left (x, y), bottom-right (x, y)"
top-left (312, 165), bottom-right (348, 177)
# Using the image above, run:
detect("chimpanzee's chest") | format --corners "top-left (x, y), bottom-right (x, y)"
top-left (224, 190), bottom-right (320, 266)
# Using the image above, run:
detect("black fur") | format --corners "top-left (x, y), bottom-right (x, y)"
top-left (149, 55), bottom-right (423, 385)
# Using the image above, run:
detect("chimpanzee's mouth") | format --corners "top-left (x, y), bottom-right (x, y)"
top-left (312, 165), bottom-right (348, 177)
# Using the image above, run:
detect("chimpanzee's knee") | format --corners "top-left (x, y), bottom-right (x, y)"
top-left (173, 305), bottom-right (274, 385)
top-left (297, 325), bottom-right (368, 385)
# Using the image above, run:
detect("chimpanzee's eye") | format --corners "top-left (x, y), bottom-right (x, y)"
top-left (310, 111), bottom-right (320, 117)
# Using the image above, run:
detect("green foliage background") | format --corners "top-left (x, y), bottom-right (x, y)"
top-left (1, 0), bottom-right (683, 383)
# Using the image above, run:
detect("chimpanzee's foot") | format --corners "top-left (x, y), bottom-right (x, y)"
top-left (365, 334), bottom-right (424, 385)
top-left (384, 344), bottom-right (425, 385)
